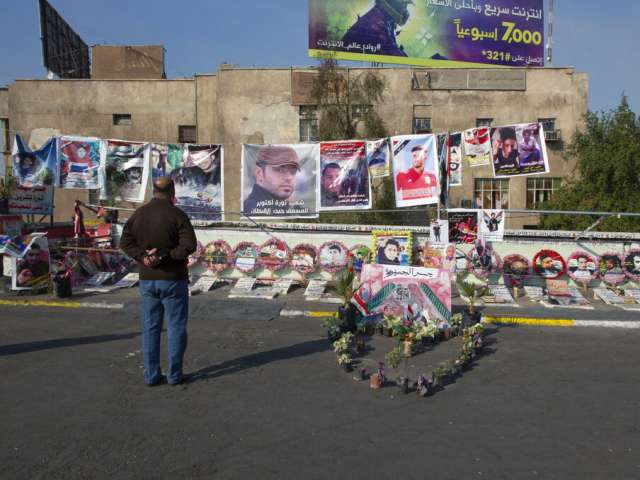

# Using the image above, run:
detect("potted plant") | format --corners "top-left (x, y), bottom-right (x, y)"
top-left (336, 269), bottom-right (359, 332)
top-left (385, 345), bottom-right (403, 369)
top-left (370, 362), bottom-right (385, 389)
top-left (457, 277), bottom-right (488, 324)
top-left (337, 353), bottom-right (353, 372)
top-left (0, 174), bottom-right (17, 214)
top-left (322, 315), bottom-right (343, 342)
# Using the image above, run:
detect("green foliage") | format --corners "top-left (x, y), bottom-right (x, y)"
top-left (0, 174), bottom-right (17, 199)
top-left (335, 269), bottom-right (356, 306)
top-left (385, 345), bottom-right (404, 369)
top-left (321, 314), bottom-right (342, 330)
top-left (539, 96), bottom-right (640, 232)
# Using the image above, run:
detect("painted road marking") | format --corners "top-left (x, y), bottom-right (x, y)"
top-left (0, 299), bottom-right (124, 310)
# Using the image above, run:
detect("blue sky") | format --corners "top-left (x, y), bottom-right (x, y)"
top-left (0, 0), bottom-right (638, 113)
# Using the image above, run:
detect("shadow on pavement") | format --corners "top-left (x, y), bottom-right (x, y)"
top-left (0, 332), bottom-right (141, 356)
top-left (187, 338), bottom-right (330, 384)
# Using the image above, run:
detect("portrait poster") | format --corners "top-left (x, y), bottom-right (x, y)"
top-left (449, 132), bottom-right (462, 187)
top-left (203, 240), bottom-right (232, 274)
top-left (429, 220), bottom-right (449, 246)
top-left (391, 134), bottom-right (439, 207)
top-left (532, 249), bottom-right (567, 280)
top-left (623, 248), bottom-right (640, 282)
top-left (241, 144), bottom-right (319, 218)
top-left (309, 0), bottom-right (544, 68)
top-left (320, 140), bottom-right (371, 210)
top-left (567, 251), bottom-right (598, 285)
top-left (491, 123), bottom-right (549, 177)
top-left (151, 143), bottom-right (224, 221)
top-left (11, 134), bottom-right (58, 188)
top-left (416, 243), bottom-right (444, 269)
top-left (462, 128), bottom-right (491, 167)
top-left (58, 136), bottom-right (101, 189)
top-left (11, 234), bottom-right (50, 291)
top-left (479, 209), bottom-right (505, 242)
top-left (8, 185), bottom-right (53, 215)
top-left (366, 138), bottom-right (390, 178)
top-left (291, 243), bottom-right (318, 276)
top-left (372, 230), bottom-right (412, 266)
top-left (448, 209), bottom-right (478, 244)
top-left (597, 252), bottom-right (625, 286)
top-left (318, 240), bottom-right (349, 274)
top-left (466, 240), bottom-right (502, 278)
top-left (503, 254), bottom-right (531, 287)
top-left (100, 140), bottom-right (150, 203)
top-left (352, 264), bottom-right (452, 324)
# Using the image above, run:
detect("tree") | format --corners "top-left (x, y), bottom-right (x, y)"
top-left (539, 96), bottom-right (640, 232)
top-left (310, 57), bottom-right (427, 226)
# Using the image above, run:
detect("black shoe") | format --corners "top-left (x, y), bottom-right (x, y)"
top-left (146, 375), bottom-right (167, 387)
top-left (169, 374), bottom-right (188, 386)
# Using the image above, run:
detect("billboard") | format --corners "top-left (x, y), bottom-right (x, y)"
top-left (39, 0), bottom-right (90, 78)
top-left (309, 0), bottom-right (544, 68)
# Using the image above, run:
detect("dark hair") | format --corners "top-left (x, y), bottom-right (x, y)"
top-left (328, 245), bottom-right (341, 252)
top-left (384, 239), bottom-right (400, 249)
top-left (411, 146), bottom-right (423, 153)
top-left (322, 163), bottom-right (341, 176)
top-left (500, 127), bottom-right (517, 142)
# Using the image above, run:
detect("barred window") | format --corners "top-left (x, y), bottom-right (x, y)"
top-left (474, 178), bottom-right (509, 209)
top-left (526, 177), bottom-right (561, 209)
top-left (299, 106), bottom-right (318, 142)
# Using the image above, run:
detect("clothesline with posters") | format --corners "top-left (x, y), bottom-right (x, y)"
top-left (6, 120), bottom-right (550, 221)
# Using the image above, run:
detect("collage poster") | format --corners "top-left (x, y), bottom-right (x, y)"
top-left (391, 134), bottom-right (439, 208)
top-left (100, 140), bottom-right (150, 203)
top-left (151, 143), bottom-right (224, 221)
top-left (241, 143), bottom-right (319, 218)
top-left (491, 123), bottom-right (549, 177)
top-left (320, 140), bottom-right (371, 210)
top-left (448, 209), bottom-right (479, 244)
top-left (58, 136), bottom-right (102, 189)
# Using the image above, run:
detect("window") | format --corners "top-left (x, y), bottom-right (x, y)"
top-left (538, 118), bottom-right (556, 132)
top-left (113, 114), bottom-right (132, 126)
top-left (178, 125), bottom-right (197, 144)
top-left (474, 178), bottom-right (509, 209)
top-left (526, 177), bottom-right (561, 209)
top-left (476, 118), bottom-right (493, 127)
top-left (351, 104), bottom-right (370, 120)
top-left (0, 118), bottom-right (7, 154)
top-left (299, 106), bottom-right (318, 142)
top-left (412, 117), bottom-right (432, 134)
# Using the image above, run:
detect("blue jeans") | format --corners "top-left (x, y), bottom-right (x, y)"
top-left (139, 280), bottom-right (189, 385)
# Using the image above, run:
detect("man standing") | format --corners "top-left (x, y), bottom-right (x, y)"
top-left (243, 146), bottom-right (301, 215)
top-left (395, 145), bottom-right (437, 201)
top-left (120, 178), bottom-right (197, 387)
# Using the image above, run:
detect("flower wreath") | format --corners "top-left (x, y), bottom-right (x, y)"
top-left (566, 251), bottom-right (598, 285)
top-left (318, 240), bottom-right (349, 274)
top-left (233, 241), bottom-right (260, 274)
top-left (258, 238), bottom-right (291, 272)
top-left (532, 249), bottom-right (567, 280)
top-left (622, 248), bottom-right (640, 283)
top-left (597, 251), bottom-right (626, 286)
top-left (291, 243), bottom-right (318, 276)
top-left (502, 254), bottom-right (531, 287)
top-left (203, 240), bottom-right (233, 273)
top-left (466, 247), bottom-right (502, 279)
top-left (187, 241), bottom-right (204, 268)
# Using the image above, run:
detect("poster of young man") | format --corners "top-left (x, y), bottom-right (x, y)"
top-left (462, 128), bottom-right (491, 167)
top-left (429, 220), bottom-right (449, 246)
top-left (448, 209), bottom-right (479, 244)
top-left (151, 143), bottom-right (224, 221)
top-left (449, 133), bottom-right (462, 187)
top-left (99, 140), bottom-right (150, 203)
top-left (391, 134), bottom-right (439, 208)
top-left (12, 234), bottom-right (50, 291)
top-left (11, 134), bottom-right (58, 188)
top-left (241, 144), bottom-right (319, 218)
top-left (491, 123), bottom-right (549, 177)
top-left (320, 140), bottom-right (371, 210)
top-left (58, 136), bottom-right (102, 189)
top-left (479, 209), bottom-right (505, 242)
top-left (366, 138), bottom-right (390, 178)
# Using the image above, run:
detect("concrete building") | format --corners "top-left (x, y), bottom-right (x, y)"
top-left (1, 65), bottom-right (588, 227)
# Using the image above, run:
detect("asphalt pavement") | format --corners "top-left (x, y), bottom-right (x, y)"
top-left (1, 287), bottom-right (640, 479)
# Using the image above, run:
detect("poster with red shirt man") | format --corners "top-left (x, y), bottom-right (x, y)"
top-left (391, 134), bottom-right (440, 208)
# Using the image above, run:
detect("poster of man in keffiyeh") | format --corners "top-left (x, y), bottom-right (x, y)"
top-left (100, 140), bottom-right (150, 203)
top-left (59, 136), bottom-right (101, 189)
top-left (151, 144), bottom-right (224, 221)
top-left (352, 264), bottom-right (452, 324)
top-left (391, 134), bottom-right (439, 208)
top-left (320, 140), bottom-right (371, 210)
top-left (11, 135), bottom-right (57, 188)
top-left (463, 128), bottom-right (491, 167)
top-left (491, 123), bottom-right (549, 177)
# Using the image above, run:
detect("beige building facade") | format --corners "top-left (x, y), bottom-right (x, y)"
top-left (2, 65), bottom-right (588, 228)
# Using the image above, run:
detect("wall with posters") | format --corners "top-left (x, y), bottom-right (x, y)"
top-left (4, 66), bottom-right (588, 226)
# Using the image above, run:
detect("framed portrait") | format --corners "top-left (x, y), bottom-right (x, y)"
top-left (372, 231), bottom-right (413, 266)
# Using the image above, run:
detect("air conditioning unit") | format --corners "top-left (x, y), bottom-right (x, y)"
top-left (544, 129), bottom-right (561, 142)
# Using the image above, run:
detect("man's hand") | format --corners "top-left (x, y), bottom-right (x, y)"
top-left (143, 248), bottom-right (161, 268)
